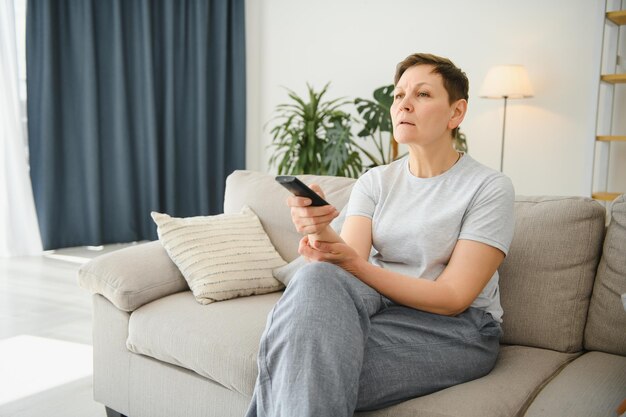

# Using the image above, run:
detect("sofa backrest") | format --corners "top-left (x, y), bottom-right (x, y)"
top-left (223, 170), bottom-right (355, 262)
top-left (584, 194), bottom-right (626, 355)
top-left (498, 196), bottom-right (605, 353)
top-left (224, 171), bottom-right (608, 354)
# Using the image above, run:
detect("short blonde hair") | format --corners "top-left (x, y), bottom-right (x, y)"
top-left (394, 53), bottom-right (469, 138)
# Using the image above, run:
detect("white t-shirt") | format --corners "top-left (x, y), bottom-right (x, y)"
top-left (345, 153), bottom-right (515, 322)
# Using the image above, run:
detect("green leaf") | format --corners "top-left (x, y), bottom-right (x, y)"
top-left (353, 84), bottom-right (395, 167)
top-left (267, 82), bottom-right (364, 177)
top-left (373, 84), bottom-right (394, 108)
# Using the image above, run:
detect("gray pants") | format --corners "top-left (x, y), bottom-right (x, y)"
top-left (245, 262), bottom-right (501, 417)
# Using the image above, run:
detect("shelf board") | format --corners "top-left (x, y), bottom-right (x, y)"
top-left (592, 192), bottom-right (623, 201)
top-left (607, 10), bottom-right (626, 25)
top-left (601, 73), bottom-right (626, 83)
top-left (597, 135), bottom-right (626, 142)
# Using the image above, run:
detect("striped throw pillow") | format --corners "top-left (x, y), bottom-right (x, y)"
top-left (151, 206), bottom-right (286, 304)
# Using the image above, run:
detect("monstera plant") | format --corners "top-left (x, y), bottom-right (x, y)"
top-left (353, 84), bottom-right (399, 167)
top-left (267, 83), bottom-right (363, 178)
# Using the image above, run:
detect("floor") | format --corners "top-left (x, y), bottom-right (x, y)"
top-left (0, 243), bottom-right (138, 417)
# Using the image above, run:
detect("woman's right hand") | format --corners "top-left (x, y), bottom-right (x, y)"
top-left (287, 184), bottom-right (339, 236)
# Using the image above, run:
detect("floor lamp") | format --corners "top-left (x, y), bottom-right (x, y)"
top-left (479, 65), bottom-right (534, 172)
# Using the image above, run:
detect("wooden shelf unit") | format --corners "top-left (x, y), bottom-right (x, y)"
top-left (601, 73), bottom-right (626, 83)
top-left (592, 5), bottom-right (625, 202)
top-left (597, 135), bottom-right (626, 142)
top-left (607, 10), bottom-right (626, 25)
top-left (592, 192), bottom-right (623, 201)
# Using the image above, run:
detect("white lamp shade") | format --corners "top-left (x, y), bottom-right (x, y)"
top-left (479, 65), bottom-right (534, 99)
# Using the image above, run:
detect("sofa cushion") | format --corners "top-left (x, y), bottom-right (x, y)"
top-left (127, 290), bottom-right (578, 415)
top-left (126, 290), bottom-right (281, 396)
top-left (498, 196), bottom-right (605, 353)
top-left (523, 351), bottom-right (626, 417)
top-left (79, 241), bottom-right (188, 312)
top-left (223, 170), bottom-right (356, 262)
top-left (151, 206), bottom-right (286, 304)
top-left (585, 194), bottom-right (626, 355)
top-left (356, 345), bottom-right (578, 417)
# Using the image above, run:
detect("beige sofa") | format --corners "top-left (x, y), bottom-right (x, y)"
top-left (79, 170), bottom-right (626, 417)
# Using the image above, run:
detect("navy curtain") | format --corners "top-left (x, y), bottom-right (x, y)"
top-left (26, 0), bottom-right (246, 250)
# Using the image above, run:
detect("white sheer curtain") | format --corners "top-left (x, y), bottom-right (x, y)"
top-left (0, 0), bottom-right (42, 257)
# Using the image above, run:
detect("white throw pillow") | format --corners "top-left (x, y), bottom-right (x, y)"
top-left (151, 206), bottom-right (286, 304)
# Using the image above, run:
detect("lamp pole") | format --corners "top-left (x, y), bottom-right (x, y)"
top-left (500, 95), bottom-right (508, 172)
top-left (480, 65), bottom-right (534, 173)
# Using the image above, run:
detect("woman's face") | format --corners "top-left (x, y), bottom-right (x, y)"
top-left (390, 64), bottom-right (464, 147)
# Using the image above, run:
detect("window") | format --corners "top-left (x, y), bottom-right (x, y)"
top-left (14, 0), bottom-right (28, 151)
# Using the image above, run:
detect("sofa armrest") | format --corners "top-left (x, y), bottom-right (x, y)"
top-left (78, 241), bottom-right (188, 312)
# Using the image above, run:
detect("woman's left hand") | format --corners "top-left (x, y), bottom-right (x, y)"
top-left (298, 235), bottom-right (364, 276)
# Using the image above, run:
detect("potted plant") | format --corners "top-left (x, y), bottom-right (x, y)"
top-left (267, 83), bottom-right (363, 178)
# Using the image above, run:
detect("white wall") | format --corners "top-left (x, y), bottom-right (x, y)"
top-left (246, 0), bottom-right (608, 197)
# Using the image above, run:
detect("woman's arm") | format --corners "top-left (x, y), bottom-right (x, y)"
top-left (302, 215), bottom-right (505, 316)
top-left (287, 184), bottom-right (343, 244)
top-left (355, 240), bottom-right (503, 315)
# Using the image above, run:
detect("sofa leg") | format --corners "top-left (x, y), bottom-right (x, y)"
top-left (105, 406), bottom-right (127, 417)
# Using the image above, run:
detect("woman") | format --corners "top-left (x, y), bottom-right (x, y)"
top-left (246, 53), bottom-right (515, 417)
